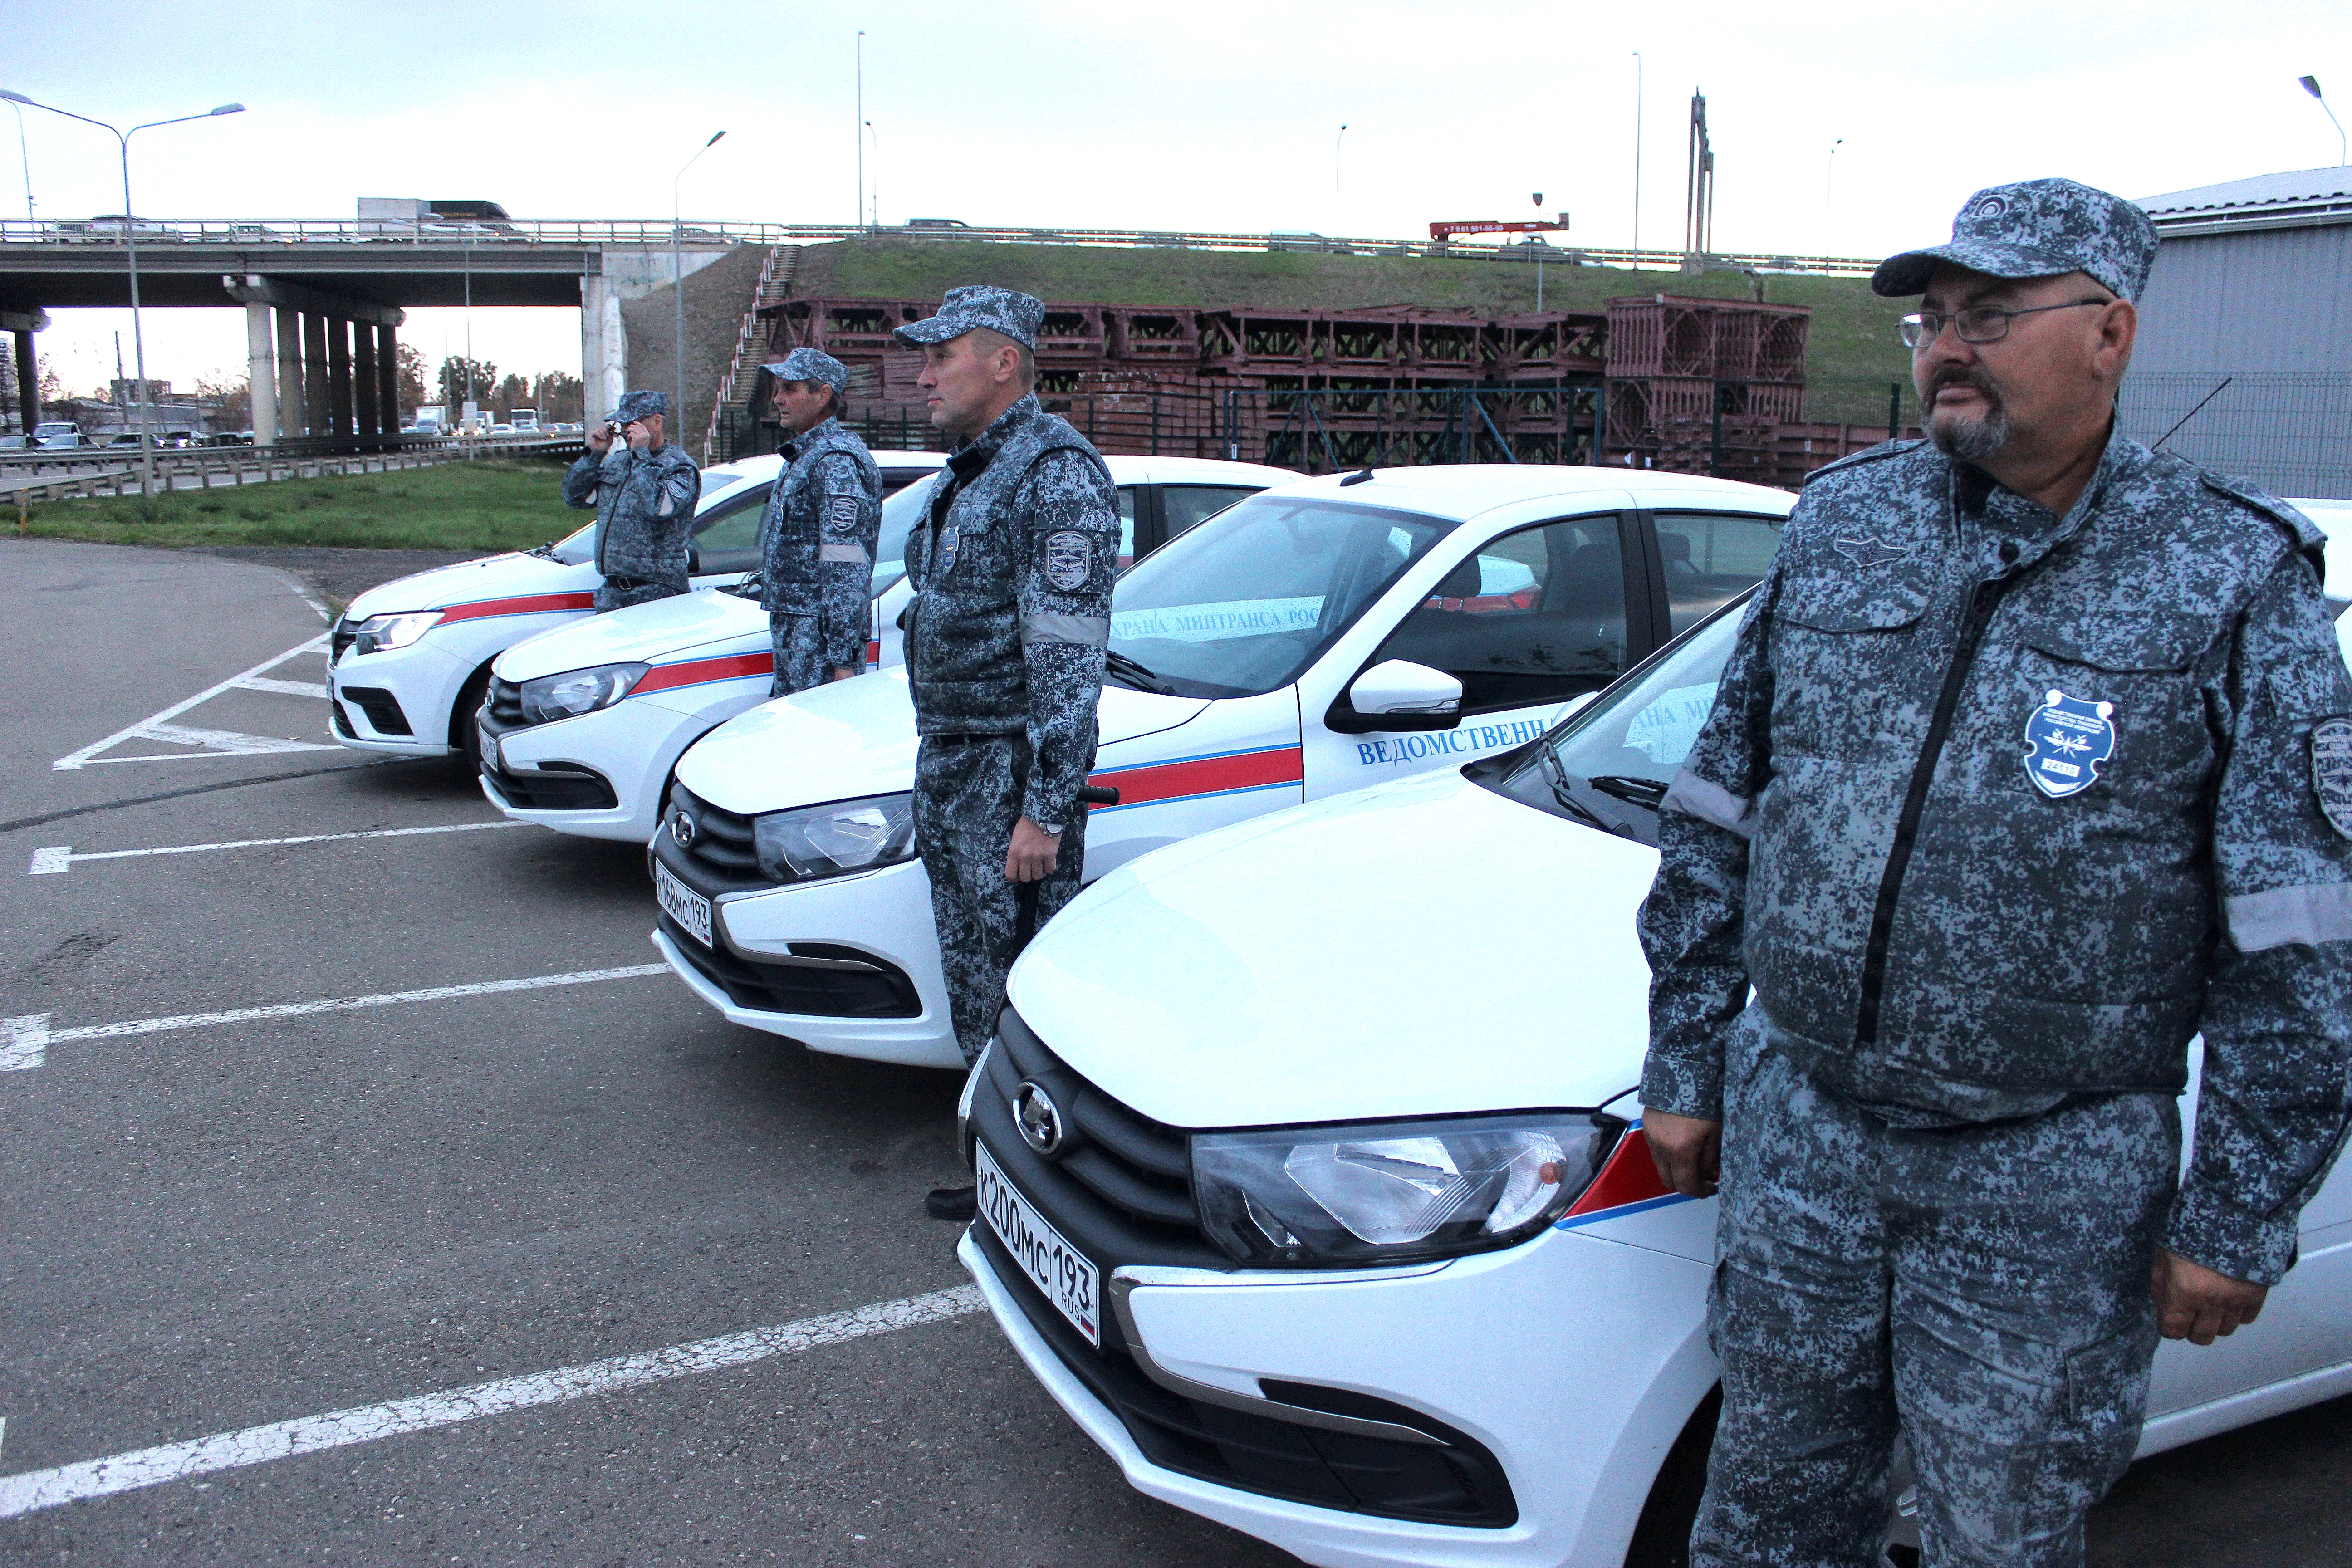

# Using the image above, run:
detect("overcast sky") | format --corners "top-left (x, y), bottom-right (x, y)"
top-left (9, 0), bottom-right (2348, 399)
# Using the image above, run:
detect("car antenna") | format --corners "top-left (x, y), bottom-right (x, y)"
top-left (1340, 466), bottom-right (1376, 486)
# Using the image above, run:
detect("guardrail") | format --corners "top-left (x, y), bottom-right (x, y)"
top-left (0, 219), bottom-right (1881, 276)
top-left (4, 436), bottom-right (585, 507)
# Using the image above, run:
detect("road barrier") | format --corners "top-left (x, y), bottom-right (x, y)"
top-left (5, 437), bottom-right (586, 506)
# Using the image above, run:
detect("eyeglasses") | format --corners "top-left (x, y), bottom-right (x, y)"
top-left (1899, 298), bottom-right (2111, 349)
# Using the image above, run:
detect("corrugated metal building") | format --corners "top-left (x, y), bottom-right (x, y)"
top-left (2122, 167), bottom-right (2352, 499)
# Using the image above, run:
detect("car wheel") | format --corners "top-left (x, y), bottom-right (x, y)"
top-left (1623, 1387), bottom-right (1921, 1568)
top-left (450, 665), bottom-right (494, 777)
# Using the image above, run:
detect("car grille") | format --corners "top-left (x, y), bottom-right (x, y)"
top-left (666, 784), bottom-right (764, 881)
top-left (486, 676), bottom-right (527, 727)
top-left (481, 761), bottom-right (618, 811)
top-left (657, 911), bottom-right (921, 1018)
top-left (336, 685), bottom-right (412, 737)
top-left (992, 1006), bottom-right (1200, 1235)
top-left (331, 700), bottom-right (358, 738)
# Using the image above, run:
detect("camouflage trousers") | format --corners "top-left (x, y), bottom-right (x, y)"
top-left (593, 577), bottom-right (683, 613)
top-left (912, 734), bottom-right (1087, 1065)
top-left (769, 611), bottom-right (830, 698)
top-left (1694, 1024), bottom-right (2176, 1568)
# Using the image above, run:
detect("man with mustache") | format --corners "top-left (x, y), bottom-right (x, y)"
top-left (1637, 179), bottom-right (2352, 1565)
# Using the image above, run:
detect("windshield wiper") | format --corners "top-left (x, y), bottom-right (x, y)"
top-left (1535, 745), bottom-right (1614, 832)
top-left (1585, 774), bottom-right (1668, 810)
top-left (1103, 650), bottom-right (1176, 695)
top-left (524, 540), bottom-right (559, 559)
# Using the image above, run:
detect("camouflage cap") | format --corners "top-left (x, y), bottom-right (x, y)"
top-left (759, 347), bottom-right (849, 395)
top-left (1872, 178), bottom-right (2159, 302)
top-left (892, 284), bottom-right (1045, 350)
top-left (607, 389), bottom-right (671, 425)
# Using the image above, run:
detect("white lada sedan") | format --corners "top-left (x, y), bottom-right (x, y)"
top-left (648, 466), bottom-right (1795, 1068)
top-left (479, 456), bottom-right (1295, 842)
top-left (323, 451), bottom-right (949, 767)
top-left (957, 593), bottom-right (2352, 1568)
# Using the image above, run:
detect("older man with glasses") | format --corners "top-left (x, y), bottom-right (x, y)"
top-left (1637, 178), bottom-right (2352, 1565)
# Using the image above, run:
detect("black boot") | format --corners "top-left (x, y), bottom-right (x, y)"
top-left (925, 1185), bottom-right (977, 1221)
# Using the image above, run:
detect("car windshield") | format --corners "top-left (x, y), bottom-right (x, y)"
top-left (542, 471), bottom-right (751, 565)
top-left (1106, 496), bottom-right (1457, 699)
top-left (1475, 593), bottom-right (1749, 846)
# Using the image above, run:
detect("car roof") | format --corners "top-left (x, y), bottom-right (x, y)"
top-left (1127, 456), bottom-right (1302, 484)
top-left (700, 450), bottom-right (953, 487)
top-left (1266, 463), bottom-right (1795, 522)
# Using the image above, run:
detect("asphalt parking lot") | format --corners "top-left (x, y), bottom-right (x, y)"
top-left (0, 536), bottom-right (2345, 1567)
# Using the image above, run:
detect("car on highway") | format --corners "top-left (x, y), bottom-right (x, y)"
top-left (956, 566), bottom-right (2352, 1568)
top-left (32, 421), bottom-right (85, 448)
top-left (325, 450), bottom-right (951, 769)
top-left (481, 455), bottom-right (1294, 845)
top-left (647, 465), bottom-right (1794, 1068)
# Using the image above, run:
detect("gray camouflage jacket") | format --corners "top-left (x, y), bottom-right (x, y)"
top-left (762, 417), bottom-right (883, 671)
top-left (1638, 430), bottom-right (2352, 1284)
top-left (904, 394), bottom-right (1119, 834)
top-left (561, 442), bottom-right (703, 592)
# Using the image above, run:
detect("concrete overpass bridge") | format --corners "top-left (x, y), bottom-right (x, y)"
top-left (0, 218), bottom-right (754, 445)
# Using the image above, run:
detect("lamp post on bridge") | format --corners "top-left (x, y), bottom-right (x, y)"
top-left (0, 91), bottom-right (244, 495)
top-left (673, 128), bottom-right (725, 449)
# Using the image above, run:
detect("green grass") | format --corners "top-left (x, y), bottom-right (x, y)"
top-left (794, 238), bottom-right (1918, 426)
top-left (18, 458), bottom-right (585, 551)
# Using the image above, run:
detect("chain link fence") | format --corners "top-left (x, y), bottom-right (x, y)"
top-left (2118, 372), bottom-right (2352, 500)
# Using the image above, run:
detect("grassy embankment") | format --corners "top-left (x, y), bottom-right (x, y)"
top-left (15, 458), bottom-right (582, 553)
top-left (795, 238), bottom-right (1918, 427)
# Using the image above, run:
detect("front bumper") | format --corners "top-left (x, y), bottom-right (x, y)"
top-left (958, 1133), bottom-right (1722, 1568)
top-left (326, 638), bottom-right (468, 757)
top-left (480, 696), bottom-right (707, 843)
top-left (647, 846), bottom-right (961, 1069)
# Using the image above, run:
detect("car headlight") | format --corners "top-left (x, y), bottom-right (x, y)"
top-left (1193, 1112), bottom-right (1623, 1267)
top-left (751, 792), bottom-right (916, 882)
top-left (517, 662), bottom-right (648, 724)
top-left (350, 610), bottom-right (444, 653)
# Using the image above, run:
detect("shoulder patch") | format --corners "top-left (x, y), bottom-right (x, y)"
top-left (825, 494), bottom-right (863, 533)
top-left (2313, 718), bottom-right (2352, 839)
top-left (1801, 437), bottom-right (1930, 489)
top-left (1042, 531), bottom-right (1093, 590)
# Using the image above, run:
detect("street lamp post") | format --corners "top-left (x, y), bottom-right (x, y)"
top-left (1631, 52), bottom-right (1643, 268)
top-left (856, 31), bottom-right (866, 231)
top-left (7, 98), bottom-right (30, 225)
top-left (673, 130), bottom-right (725, 444)
top-left (2303, 77), bottom-right (2347, 166)
top-left (0, 91), bottom-right (243, 495)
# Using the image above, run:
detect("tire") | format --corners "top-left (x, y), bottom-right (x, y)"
top-left (1625, 1387), bottom-right (1720, 1568)
top-left (449, 664), bottom-right (494, 778)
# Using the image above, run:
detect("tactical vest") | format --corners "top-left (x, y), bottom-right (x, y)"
top-left (763, 418), bottom-right (882, 604)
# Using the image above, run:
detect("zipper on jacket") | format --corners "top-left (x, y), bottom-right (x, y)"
top-left (1853, 572), bottom-right (2011, 1047)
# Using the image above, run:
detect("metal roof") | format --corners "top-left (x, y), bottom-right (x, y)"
top-left (2137, 166), bottom-right (2352, 235)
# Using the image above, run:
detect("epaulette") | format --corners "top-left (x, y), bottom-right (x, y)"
top-left (1801, 437), bottom-right (1929, 490)
top-left (2201, 471), bottom-right (2327, 583)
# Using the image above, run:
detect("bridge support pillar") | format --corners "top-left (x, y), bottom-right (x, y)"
top-left (302, 312), bottom-right (330, 437)
top-left (245, 302), bottom-right (278, 448)
top-left (328, 318), bottom-right (355, 438)
top-left (274, 305), bottom-right (302, 439)
top-left (353, 320), bottom-right (379, 438)
top-left (11, 329), bottom-right (38, 433)
top-left (375, 324), bottom-right (400, 436)
top-left (581, 271), bottom-right (627, 421)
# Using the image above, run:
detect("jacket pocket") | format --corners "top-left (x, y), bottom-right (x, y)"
top-left (2019, 613), bottom-right (2208, 675)
top-left (1774, 564), bottom-right (1936, 633)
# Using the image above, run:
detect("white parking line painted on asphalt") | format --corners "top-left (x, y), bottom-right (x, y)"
top-left (0, 964), bottom-right (671, 1070)
top-left (228, 675), bottom-right (330, 700)
top-left (0, 1286), bottom-right (984, 1518)
top-left (29, 819), bottom-right (526, 875)
top-left (54, 635), bottom-right (335, 770)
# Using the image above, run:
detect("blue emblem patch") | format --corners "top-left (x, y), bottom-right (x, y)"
top-left (934, 522), bottom-right (960, 578)
top-left (1043, 531), bottom-right (1092, 591)
top-left (2311, 717), bottom-right (2352, 839)
top-left (2024, 688), bottom-right (2116, 799)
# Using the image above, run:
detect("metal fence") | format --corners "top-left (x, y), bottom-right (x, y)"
top-left (0, 218), bottom-right (1878, 276)
top-left (2117, 372), bottom-right (2352, 500)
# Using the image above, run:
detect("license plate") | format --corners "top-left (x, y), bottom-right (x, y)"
top-left (654, 858), bottom-right (714, 948)
top-left (976, 1141), bottom-right (1100, 1347)
top-left (477, 721), bottom-right (500, 773)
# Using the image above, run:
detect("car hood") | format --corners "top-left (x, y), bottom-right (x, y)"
top-left (494, 589), bottom-right (767, 681)
top-left (1008, 767), bottom-right (1659, 1128)
top-left (344, 549), bottom-right (593, 620)
top-left (675, 674), bottom-right (1212, 814)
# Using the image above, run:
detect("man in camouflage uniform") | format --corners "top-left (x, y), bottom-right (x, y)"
top-left (755, 347), bottom-right (883, 695)
top-left (1638, 179), bottom-right (2352, 1566)
top-left (559, 388), bottom-right (702, 612)
top-left (892, 287), bottom-right (1119, 1220)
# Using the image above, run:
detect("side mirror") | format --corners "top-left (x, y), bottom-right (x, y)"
top-left (1326, 659), bottom-right (1464, 734)
top-left (686, 543), bottom-right (703, 575)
